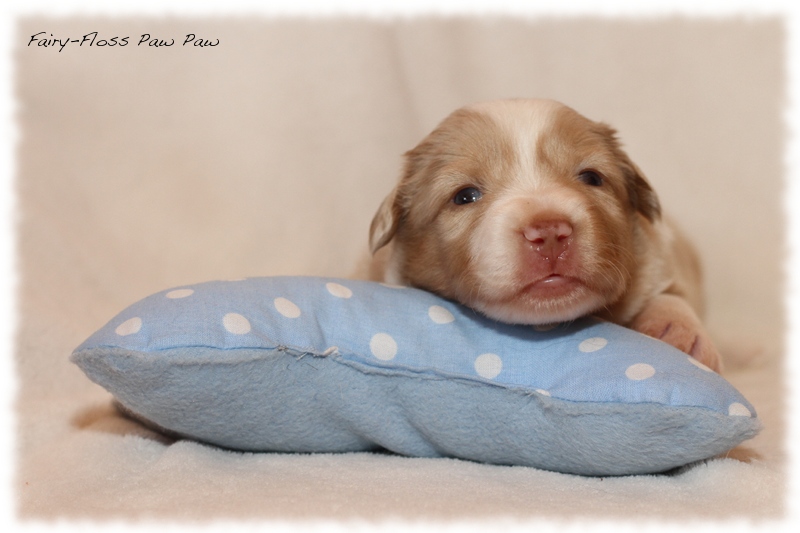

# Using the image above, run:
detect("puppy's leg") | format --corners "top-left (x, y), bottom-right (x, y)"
top-left (628, 293), bottom-right (722, 373)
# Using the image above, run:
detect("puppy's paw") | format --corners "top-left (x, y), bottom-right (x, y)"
top-left (629, 294), bottom-right (723, 373)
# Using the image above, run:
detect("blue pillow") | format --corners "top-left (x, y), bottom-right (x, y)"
top-left (71, 276), bottom-right (760, 476)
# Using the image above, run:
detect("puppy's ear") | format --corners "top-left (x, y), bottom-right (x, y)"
top-left (623, 159), bottom-right (661, 222)
top-left (369, 188), bottom-right (401, 254)
top-left (596, 122), bottom-right (661, 222)
top-left (369, 109), bottom-right (473, 254)
top-left (369, 139), bottom-right (436, 254)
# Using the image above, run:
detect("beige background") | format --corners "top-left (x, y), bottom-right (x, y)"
top-left (15, 17), bottom-right (786, 520)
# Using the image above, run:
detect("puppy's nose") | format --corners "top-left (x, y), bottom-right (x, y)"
top-left (523, 220), bottom-right (573, 261)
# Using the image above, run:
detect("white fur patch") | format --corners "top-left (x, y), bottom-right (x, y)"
top-left (468, 98), bottom-right (562, 189)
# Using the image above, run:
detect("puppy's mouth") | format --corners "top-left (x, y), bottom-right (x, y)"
top-left (532, 273), bottom-right (573, 288)
top-left (525, 274), bottom-right (583, 296)
top-left (469, 272), bottom-right (603, 326)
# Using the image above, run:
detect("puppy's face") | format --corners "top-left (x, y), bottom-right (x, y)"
top-left (370, 99), bottom-right (660, 325)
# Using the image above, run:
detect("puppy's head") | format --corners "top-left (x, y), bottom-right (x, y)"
top-left (370, 99), bottom-right (660, 325)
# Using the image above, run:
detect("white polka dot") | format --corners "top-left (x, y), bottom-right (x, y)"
top-left (115, 317), bottom-right (142, 336)
top-left (534, 323), bottom-right (557, 332)
top-left (223, 313), bottom-right (251, 334)
top-left (370, 333), bottom-right (397, 361)
top-left (474, 353), bottom-right (503, 379)
top-left (166, 288), bottom-right (194, 299)
top-left (579, 337), bottom-right (608, 352)
top-left (728, 402), bottom-right (752, 417)
top-left (274, 297), bottom-right (301, 318)
top-left (626, 363), bottom-right (656, 380)
top-left (326, 282), bottom-right (353, 299)
top-left (428, 305), bottom-right (455, 324)
top-left (535, 389), bottom-right (551, 396)
top-left (688, 356), bottom-right (714, 372)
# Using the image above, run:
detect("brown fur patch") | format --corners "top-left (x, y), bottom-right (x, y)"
top-left (370, 108), bottom-right (518, 296)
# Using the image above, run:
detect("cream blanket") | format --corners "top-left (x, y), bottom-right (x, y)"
top-left (14, 16), bottom-right (785, 523)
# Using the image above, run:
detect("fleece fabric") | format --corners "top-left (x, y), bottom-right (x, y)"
top-left (72, 276), bottom-right (760, 476)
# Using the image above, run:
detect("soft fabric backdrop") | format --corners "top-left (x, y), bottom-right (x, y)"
top-left (15, 16), bottom-right (785, 520)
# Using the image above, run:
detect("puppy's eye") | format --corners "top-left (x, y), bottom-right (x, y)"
top-left (453, 187), bottom-right (483, 205)
top-left (578, 170), bottom-right (604, 187)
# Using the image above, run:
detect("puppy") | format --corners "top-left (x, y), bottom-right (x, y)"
top-left (368, 98), bottom-right (722, 372)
